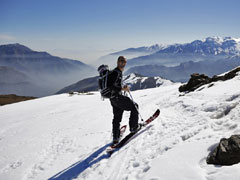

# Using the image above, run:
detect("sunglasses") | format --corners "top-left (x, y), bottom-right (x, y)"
top-left (120, 60), bottom-right (127, 63)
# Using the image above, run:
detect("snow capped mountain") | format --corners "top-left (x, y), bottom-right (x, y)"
top-left (56, 73), bottom-right (172, 94)
top-left (127, 36), bottom-right (240, 67)
top-left (123, 73), bottom-right (173, 90)
top-left (158, 36), bottom-right (240, 56)
top-left (197, 36), bottom-right (240, 55)
top-left (0, 67), bottom-right (240, 180)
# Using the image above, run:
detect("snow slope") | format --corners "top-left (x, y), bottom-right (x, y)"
top-left (0, 71), bottom-right (240, 180)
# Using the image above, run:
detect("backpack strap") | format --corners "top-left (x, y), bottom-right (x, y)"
top-left (111, 68), bottom-right (122, 88)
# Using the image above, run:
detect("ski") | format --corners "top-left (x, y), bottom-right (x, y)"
top-left (108, 124), bottom-right (127, 148)
top-left (107, 109), bottom-right (160, 155)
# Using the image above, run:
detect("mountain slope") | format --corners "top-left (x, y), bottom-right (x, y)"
top-left (56, 76), bottom-right (99, 94)
top-left (0, 68), bottom-right (240, 180)
top-left (0, 66), bottom-right (44, 96)
top-left (0, 66), bottom-right (30, 84)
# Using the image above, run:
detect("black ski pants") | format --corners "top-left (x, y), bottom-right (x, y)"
top-left (110, 94), bottom-right (139, 139)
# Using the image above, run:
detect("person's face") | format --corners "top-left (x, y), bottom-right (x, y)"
top-left (117, 58), bottom-right (127, 71)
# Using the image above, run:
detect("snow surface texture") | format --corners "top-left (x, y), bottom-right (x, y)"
top-left (0, 72), bottom-right (240, 180)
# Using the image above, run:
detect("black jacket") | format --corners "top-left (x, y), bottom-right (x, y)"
top-left (107, 67), bottom-right (122, 97)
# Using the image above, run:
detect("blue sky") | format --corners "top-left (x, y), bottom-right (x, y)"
top-left (1, 0), bottom-right (240, 63)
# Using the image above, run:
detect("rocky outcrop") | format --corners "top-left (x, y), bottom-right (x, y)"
top-left (179, 73), bottom-right (211, 92)
top-left (207, 135), bottom-right (240, 166)
top-left (179, 66), bottom-right (240, 92)
top-left (211, 66), bottom-right (240, 81)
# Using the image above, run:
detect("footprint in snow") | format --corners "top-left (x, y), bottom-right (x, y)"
top-left (132, 162), bottom-right (140, 167)
top-left (9, 161), bottom-right (22, 169)
top-left (225, 94), bottom-right (240, 101)
top-left (143, 165), bottom-right (151, 172)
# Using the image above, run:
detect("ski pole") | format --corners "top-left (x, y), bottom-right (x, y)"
top-left (128, 90), bottom-right (144, 122)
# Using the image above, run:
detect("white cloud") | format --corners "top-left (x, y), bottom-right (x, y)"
top-left (48, 48), bottom-right (116, 64)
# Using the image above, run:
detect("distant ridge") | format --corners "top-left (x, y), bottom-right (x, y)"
top-left (56, 73), bottom-right (172, 94)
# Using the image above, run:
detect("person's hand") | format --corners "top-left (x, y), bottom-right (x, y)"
top-left (122, 85), bottom-right (129, 92)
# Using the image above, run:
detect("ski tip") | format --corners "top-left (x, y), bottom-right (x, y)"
top-left (156, 109), bottom-right (160, 115)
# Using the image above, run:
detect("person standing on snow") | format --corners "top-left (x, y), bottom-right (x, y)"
top-left (107, 56), bottom-right (139, 144)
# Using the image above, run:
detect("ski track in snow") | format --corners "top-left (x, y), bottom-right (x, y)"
top-left (0, 74), bottom-right (240, 180)
top-left (76, 84), bottom-right (240, 180)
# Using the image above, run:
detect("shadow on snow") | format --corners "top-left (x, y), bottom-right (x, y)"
top-left (48, 143), bottom-right (111, 180)
top-left (48, 125), bottom-right (153, 180)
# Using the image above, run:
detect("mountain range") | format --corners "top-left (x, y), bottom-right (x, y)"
top-left (127, 36), bottom-right (240, 67)
top-left (0, 43), bottom-right (96, 96)
top-left (96, 37), bottom-right (240, 69)
top-left (125, 56), bottom-right (240, 82)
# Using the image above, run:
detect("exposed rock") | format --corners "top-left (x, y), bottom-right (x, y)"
top-left (207, 135), bottom-right (240, 166)
top-left (179, 66), bottom-right (240, 92)
top-left (0, 94), bottom-right (36, 106)
top-left (179, 73), bottom-right (211, 92)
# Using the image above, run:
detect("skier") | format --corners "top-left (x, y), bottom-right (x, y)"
top-left (107, 56), bottom-right (139, 144)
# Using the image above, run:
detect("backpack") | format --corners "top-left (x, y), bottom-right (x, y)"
top-left (97, 64), bottom-right (112, 98)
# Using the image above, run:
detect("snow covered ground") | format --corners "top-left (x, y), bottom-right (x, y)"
top-left (0, 71), bottom-right (240, 180)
